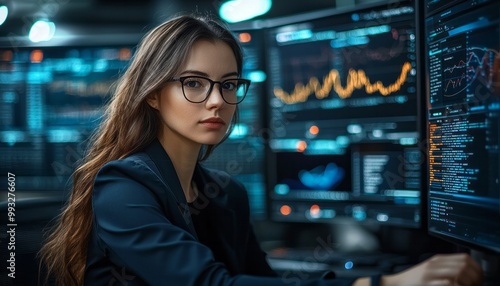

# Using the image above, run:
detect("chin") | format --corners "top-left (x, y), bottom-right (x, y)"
top-left (198, 136), bottom-right (226, 146)
top-left (193, 129), bottom-right (229, 145)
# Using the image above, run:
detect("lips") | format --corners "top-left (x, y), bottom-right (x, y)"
top-left (199, 117), bottom-right (226, 130)
top-left (200, 117), bottom-right (226, 125)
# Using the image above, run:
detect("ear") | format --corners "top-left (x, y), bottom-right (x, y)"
top-left (146, 93), bottom-right (159, 110)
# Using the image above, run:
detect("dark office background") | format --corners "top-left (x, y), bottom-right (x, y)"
top-left (1, 0), bottom-right (500, 285)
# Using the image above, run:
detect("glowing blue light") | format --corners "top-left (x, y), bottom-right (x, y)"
top-left (344, 261), bottom-right (354, 269)
top-left (29, 20), bottom-right (56, 43)
top-left (352, 207), bottom-right (366, 221)
top-left (347, 124), bottom-right (362, 134)
top-left (322, 209), bottom-right (336, 218)
top-left (309, 140), bottom-right (338, 151)
top-left (489, 103), bottom-right (500, 110)
top-left (372, 130), bottom-right (383, 138)
top-left (276, 29), bottom-right (313, 43)
top-left (336, 136), bottom-right (350, 146)
top-left (314, 30), bottom-right (336, 41)
top-left (270, 139), bottom-right (301, 150)
top-left (229, 123), bottom-right (249, 139)
top-left (376, 213), bottom-right (389, 222)
top-left (94, 59), bottom-right (109, 72)
top-left (247, 70), bottom-right (266, 82)
top-left (395, 95), bottom-right (408, 103)
top-left (1, 131), bottom-right (25, 146)
top-left (331, 38), bottom-right (348, 48)
top-left (72, 61), bottom-right (92, 76)
top-left (400, 137), bottom-right (417, 145)
top-left (47, 130), bottom-right (82, 143)
top-left (347, 36), bottom-right (369, 46)
top-left (219, 0), bottom-right (272, 23)
top-left (27, 72), bottom-right (53, 84)
top-left (299, 163), bottom-right (345, 190)
top-left (0, 6), bottom-right (8, 26)
top-left (274, 184), bottom-right (290, 195)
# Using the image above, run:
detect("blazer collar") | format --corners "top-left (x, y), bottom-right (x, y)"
top-left (143, 139), bottom-right (198, 237)
top-left (144, 139), bottom-right (187, 205)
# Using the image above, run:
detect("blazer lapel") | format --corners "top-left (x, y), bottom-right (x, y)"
top-left (143, 139), bottom-right (198, 238)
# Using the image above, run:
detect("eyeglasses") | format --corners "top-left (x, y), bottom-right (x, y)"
top-left (170, 76), bottom-right (251, 105)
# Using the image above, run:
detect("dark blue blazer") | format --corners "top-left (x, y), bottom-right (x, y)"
top-left (84, 139), bottom-right (357, 286)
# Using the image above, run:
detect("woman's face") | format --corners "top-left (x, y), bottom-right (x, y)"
top-left (151, 40), bottom-right (238, 147)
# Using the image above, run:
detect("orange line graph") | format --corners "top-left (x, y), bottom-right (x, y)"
top-left (273, 62), bottom-right (412, 104)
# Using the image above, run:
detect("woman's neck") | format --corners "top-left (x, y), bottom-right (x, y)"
top-left (157, 136), bottom-right (200, 203)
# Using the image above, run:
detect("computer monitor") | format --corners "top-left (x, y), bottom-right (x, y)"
top-left (424, 0), bottom-right (500, 254)
top-left (265, 0), bottom-right (423, 228)
top-left (0, 45), bottom-right (135, 193)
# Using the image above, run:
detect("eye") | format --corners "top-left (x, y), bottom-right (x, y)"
top-left (222, 80), bottom-right (237, 91)
top-left (183, 78), bottom-right (205, 88)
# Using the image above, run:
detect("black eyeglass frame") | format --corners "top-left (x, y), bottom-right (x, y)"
top-left (170, 76), bottom-right (251, 105)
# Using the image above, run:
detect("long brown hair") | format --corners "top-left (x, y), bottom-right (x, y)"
top-left (39, 14), bottom-right (244, 285)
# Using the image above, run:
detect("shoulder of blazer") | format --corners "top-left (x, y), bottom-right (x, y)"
top-left (125, 152), bottom-right (163, 179)
top-left (96, 152), bottom-right (180, 209)
top-left (96, 152), bottom-right (197, 235)
top-left (120, 152), bottom-right (185, 207)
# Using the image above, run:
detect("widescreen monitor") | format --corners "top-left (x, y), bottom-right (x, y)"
top-left (265, 0), bottom-right (423, 228)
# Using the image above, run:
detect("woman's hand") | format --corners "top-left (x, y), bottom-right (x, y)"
top-left (382, 253), bottom-right (483, 286)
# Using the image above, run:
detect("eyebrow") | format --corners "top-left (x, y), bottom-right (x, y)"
top-left (179, 70), bottom-right (240, 78)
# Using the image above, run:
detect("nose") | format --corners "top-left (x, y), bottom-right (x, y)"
top-left (205, 83), bottom-right (225, 108)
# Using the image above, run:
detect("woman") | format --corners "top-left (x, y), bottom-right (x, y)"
top-left (40, 14), bottom-right (483, 286)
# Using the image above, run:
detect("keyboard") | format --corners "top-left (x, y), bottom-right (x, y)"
top-left (267, 247), bottom-right (414, 275)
